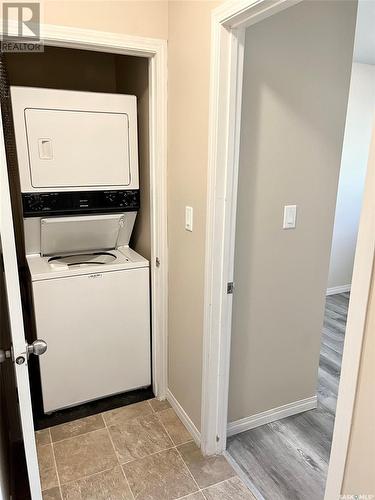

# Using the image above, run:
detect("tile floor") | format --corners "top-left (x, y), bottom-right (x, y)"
top-left (36, 399), bottom-right (255, 500)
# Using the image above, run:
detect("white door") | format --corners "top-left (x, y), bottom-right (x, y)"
top-left (0, 112), bottom-right (42, 498)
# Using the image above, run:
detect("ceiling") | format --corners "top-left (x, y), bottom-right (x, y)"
top-left (353, 0), bottom-right (375, 65)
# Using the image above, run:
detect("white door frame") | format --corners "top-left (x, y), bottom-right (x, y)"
top-left (201, 0), bottom-right (304, 456)
top-left (0, 23), bottom-right (167, 498)
top-left (324, 120), bottom-right (375, 499)
top-left (201, 0), bottom-right (373, 498)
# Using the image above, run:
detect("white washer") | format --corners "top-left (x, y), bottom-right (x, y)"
top-left (27, 213), bottom-right (151, 413)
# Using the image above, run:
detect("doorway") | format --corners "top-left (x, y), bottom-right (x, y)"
top-left (0, 26), bottom-right (167, 499)
top-left (4, 46), bottom-right (157, 430)
top-left (225, 3), bottom-right (375, 497)
top-left (202, 0), bottom-right (375, 499)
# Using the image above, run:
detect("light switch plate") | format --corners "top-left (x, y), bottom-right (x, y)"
top-left (185, 206), bottom-right (193, 232)
top-left (283, 204), bottom-right (297, 229)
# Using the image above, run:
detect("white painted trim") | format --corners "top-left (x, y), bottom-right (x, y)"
top-left (4, 20), bottom-right (165, 58)
top-left (202, 0), bottom-right (304, 456)
top-left (147, 37), bottom-right (168, 400)
top-left (201, 18), bottom-right (246, 456)
top-left (326, 284), bottom-right (351, 296)
top-left (213, 0), bottom-right (303, 29)
top-left (324, 124), bottom-right (375, 500)
top-left (0, 108), bottom-right (42, 499)
top-left (227, 396), bottom-right (317, 437)
top-left (0, 21), bottom-right (168, 497)
top-left (167, 390), bottom-right (201, 446)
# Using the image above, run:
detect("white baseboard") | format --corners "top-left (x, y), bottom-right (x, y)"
top-left (166, 389), bottom-right (201, 446)
top-left (326, 284), bottom-right (351, 296)
top-left (227, 395), bottom-right (317, 437)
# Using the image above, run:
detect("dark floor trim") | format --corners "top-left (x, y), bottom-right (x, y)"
top-left (34, 386), bottom-right (154, 430)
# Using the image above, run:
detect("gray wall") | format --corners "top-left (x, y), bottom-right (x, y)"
top-left (228, 0), bottom-right (357, 422)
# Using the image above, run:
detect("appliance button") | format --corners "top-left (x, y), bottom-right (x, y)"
top-left (105, 193), bottom-right (117, 203)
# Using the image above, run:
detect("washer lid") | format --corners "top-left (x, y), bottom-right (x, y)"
top-left (40, 213), bottom-right (136, 256)
top-left (48, 251), bottom-right (118, 269)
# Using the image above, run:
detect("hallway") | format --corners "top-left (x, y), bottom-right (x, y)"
top-left (227, 293), bottom-right (348, 499)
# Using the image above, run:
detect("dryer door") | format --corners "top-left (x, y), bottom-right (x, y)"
top-left (25, 108), bottom-right (131, 188)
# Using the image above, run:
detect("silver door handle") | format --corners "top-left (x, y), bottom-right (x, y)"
top-left (27, 340), bottom-right (47, 356)
top-left (1, 341), bottom-right (47, 366)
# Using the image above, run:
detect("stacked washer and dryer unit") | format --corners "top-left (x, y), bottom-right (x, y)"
top-left (11, 86), bottom-right (151, 414)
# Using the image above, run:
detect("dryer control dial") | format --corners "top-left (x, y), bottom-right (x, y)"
top-left (22, 190), bottom-right (140, 217)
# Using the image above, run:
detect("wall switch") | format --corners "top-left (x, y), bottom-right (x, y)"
top-left (185, 206), bottom-right (193, 232)
top-left (283, 204), bottom-right (297, 229)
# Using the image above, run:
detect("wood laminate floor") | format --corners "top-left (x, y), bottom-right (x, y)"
top-left (227, 292), bottom-right (349, 500)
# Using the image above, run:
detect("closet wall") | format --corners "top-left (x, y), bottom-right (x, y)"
top-left (115, 56), bottom-right (151, 260)
top-left (5, 47), bottom-right (151, 261)
top-left (5, 48), bottom-right (117, 91)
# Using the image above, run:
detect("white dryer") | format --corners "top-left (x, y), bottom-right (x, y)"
top-left (26, 213), bottom-right (151, 414)
top-left (10, 86), bottom-right (139, 193)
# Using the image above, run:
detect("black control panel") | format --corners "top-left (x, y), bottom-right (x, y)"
top-left (22, 190), bottom-right (140, 217)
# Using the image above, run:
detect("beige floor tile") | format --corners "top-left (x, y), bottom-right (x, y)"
top-left (36, 428), bottom-right (51, 447)
top-left (54, 428), bottom-right (117, 484)
top-left (149, 398), bottom-right (171, 413)
top-left (108, 413), bottom-right (172, 463)
top-left (37, 444), bottom-right (59, 491)
top-left (178, 442), bottom-right (236, 489)
top-left (60, 466), bottom-right (132, 500)
top-left (158, 408), bottom-right (192, 445)
top-left (42, 487), bottom-right (62, 500)
top-left (50, 414), bottom-right (105, 443)
top-left (202, 477), bottom-right (256, 499)
top-left (123, 448), bottom-right (198, 500)
top-left (102, 400), bottom-right (153, 427)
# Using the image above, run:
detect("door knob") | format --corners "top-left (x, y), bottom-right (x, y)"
top-left (27, 340), bottom-right (47, 356)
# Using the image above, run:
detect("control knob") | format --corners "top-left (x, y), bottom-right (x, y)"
top-left (105, 193), bottom-right (117, 203)
top-left (27, 195), bottom-right (44, 211)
